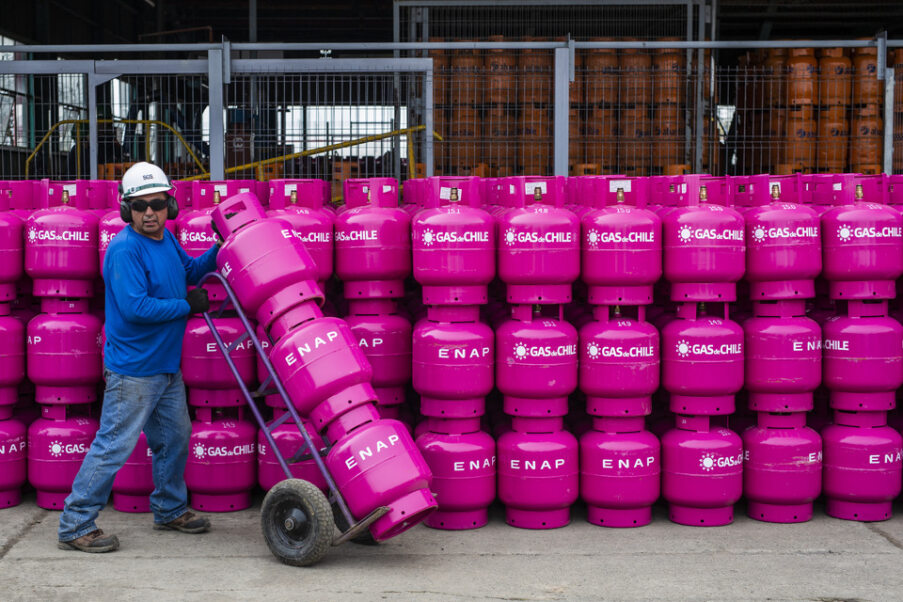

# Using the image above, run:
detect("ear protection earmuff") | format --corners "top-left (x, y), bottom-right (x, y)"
top-left (119, 184), bottom-right (179, 223)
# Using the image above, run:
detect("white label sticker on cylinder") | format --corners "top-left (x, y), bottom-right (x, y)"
top-left (609, 179), bottom-right (632, 193)
top-left (239, 187), bottom-right (250, 193)
top-left (509, 184), bottom-right (515, 194)
top-left (285, 184), bottom-right (297, 193)
top-left (833, 182), bottom-right (843, 191)
top-left (525, 181), bottom-right (547, 195)
top-left (680, 183), bottom-right (687, 194)
top-left (214, 184), bottom-right (227, 196)
top-left (382, 185), bottom-right (393, 193)
top-left (362, 186), bottom-right (369, 193)
top-left (439, 186), bottom-right (463, 200)
top-left (770, 181), bottom-right (782, 193)
top-left (63, 184), bottom-right (77, 197)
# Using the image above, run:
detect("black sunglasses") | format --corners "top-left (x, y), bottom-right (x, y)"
top-left (130, 197), bottom-right (169, 212)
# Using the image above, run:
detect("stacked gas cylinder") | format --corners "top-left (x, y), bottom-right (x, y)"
top-left (214, 189), bottom-right (437, 540)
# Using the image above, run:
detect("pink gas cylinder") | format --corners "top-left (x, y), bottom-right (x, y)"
top-left (888, 175), bottom-right (903, 211)
top-left (744, 300), bottom-right (821, 412)
top-left (742, 411), bottom-right (822, 523)
top-left (257, 409), bottom-right (327, 492)
top-left (581, 179), bottom-right (661, 306)
top-left (212, 194), bottom-right (323, 331)
top-left (823, 409), bottom-right (902, 521)
top-left (822, 180), bottom-right (903, 299)
top-left (344, 299), bottom-right (412, 412)
top-left (497, 416), bottom-right (579, 529)
top-left (579, 305), bottom-right (659, 417)
top-left (662, 302), bottom-right (744, 415)
top-left (0, 417), bottom-right (27, 507)
top-left (0, 197), bottom-right (23, 302)
top-left (28, 406), bottom-right (99, 509)
top-left (744, 179), bottom-right (821, 300)
top-left (335, 178), bottom-right (410, 299)
top-left (266, 179), bottom-right (334, 288)
top-left (172, 180), bottom-right (193, 210)
top-left (412, 305), bottom-right (494, 418)
top-left (662, 414), bottom-right (743, 526)
top-left (402, 178), bottom-right (426, 215)
top-left (27, 298), bottom-right (102, 405)
top-left (822, 300), bottom-right (903, 412)
top-left (580, 416), bottom-right (660, 527)
top-left (412, 176), bottom-right (496, 305)
top-left (497, 176), bottom-right (579, 304)
top-left (325, 417), bottom-right (437, 540)
top-left (496, 304), bottom-right (578, 417)
top-left (178, 184), bottom-right (227, 301)
top-left (800, 174), bottom-right (839, 217)
top-left (185, 407), bottom-right (257, 512)
top-left (97, 208), bottom-right (126, 274)
top-left (8, 180), bottom-right (35, 221)
top-left (0, 303), bottom-right (25, 420)
top-left (25, 187), bottom-right (99, 299)
top-left (182, 316), bottom-right (256, 407)
top-left (663, 177), bottom-right (746, 301)
top-left (111, 432), bottom-right (153, 512)
top-left (416, 416), bottom-right (496, 530)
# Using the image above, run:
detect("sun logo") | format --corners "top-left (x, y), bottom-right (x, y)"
top-left (27, 227), bottom-right (38, 243)
top-left (677, 225), bottom-right (693, 243)
top-left (100, 230), bottom-right (112, 248)
top-left (836, 224), bottom-right (853, 242)
top-left (751, 226), bottom-right (767, 243)
top-left (421, 229), bottom-right (435, 247)
top-left (586, 229), bottom-right (600, 248)
top-left (49, 441), bottom-right (64, 457)
top-left (699, 452), bottom-right (716, 472)
top-left (504, 228), bottom-right (517, 246)
top-left (96, 332), bottom-right (104, 348)
top-left (193, 443), bottom-right (206, 459)
top-left (586, 343), bottom-right (601, 360)
top-left (675, 340), bottom-right (691, 357)
top-left (180, 230), bottom-right (189, 244)
top-left (513, 342), bottom-right (529, 359)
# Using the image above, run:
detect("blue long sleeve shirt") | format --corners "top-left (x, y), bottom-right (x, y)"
top-left (103, 225), bottom-right (219, 377)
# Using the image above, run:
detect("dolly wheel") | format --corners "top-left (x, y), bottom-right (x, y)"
top-left (261, 479), bottom-right (334, 566)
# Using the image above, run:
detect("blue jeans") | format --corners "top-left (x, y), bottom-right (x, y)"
top-left (58, 368), bottom-right (193, 542)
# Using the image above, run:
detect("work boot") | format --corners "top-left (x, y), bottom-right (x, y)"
top-left (153, 511), bottom-right (211, 534)
top-left (57, 529), bottom-right (120, 553)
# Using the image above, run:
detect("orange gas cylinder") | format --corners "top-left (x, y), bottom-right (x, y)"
top-left (448, 106), bottom-right (480, 171)
top-left (852, 46), bottom-right (880, 106)
top-left (617, 106), bottom-right (652, 172)
top-left (894, 49), bottom-right (903, 114)
top-left (783, 105), bottom-right (816, 170)
top-left (585, 40), bottom-right (619, 107)
top-left (817, 106), bottom-right (850, 172)
top-left (763, 48), bottom-right (787, 107)
top-left (767, 109), bottom-right (787, 170)
top-left (570, 51), bottom-right (585, 105)
top-left (620, 45), bottom-right (653, 106)
top-left (433, 106), bottom-right (450, 171)
top-left (653, 105), bottom-right (684, 168)
top-left (450, 48), bottom-right (483, 106)
top-left (850, 104), bottom-right (883, 169)
top-left (654, 41), bottom-right (686, 105)
top-left (486, 36), bottom-right (517, 105)
top-left (518, 38), bottom-right (553, 106)
top-left (582, 107), bottom-right (617, 168)
top-left (818, 47), bottom-right (851, 107)
top-left (785, 47), bottom-right (818, 106)
top-left (430, 38), bottom-right (450, 107)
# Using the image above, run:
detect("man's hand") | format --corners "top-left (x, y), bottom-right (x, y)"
top-left (185, 288), bottom-right (210, 314)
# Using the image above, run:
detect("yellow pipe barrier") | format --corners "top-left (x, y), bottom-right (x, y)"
top-left (25, 119), bottom-right (208, 178)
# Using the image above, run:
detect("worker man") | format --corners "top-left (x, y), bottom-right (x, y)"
top-left (58, 162), bottom-right (219, 553)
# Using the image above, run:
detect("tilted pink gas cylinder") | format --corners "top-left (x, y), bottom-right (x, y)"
top-left (257, 409), bottom-right (327, 492)
top-left (580, 416), bottom-right (660, 528)
top-left (579, 305), bottom-right (659, 417)
top-left (412, 176), bottom-right (496, 305)
top-left (744, 179), bottom-right (821, 300)
top-left (662, 414), bottom-right (743, 526)
top-left (497, 176), bottom-right (579, 304)
top-left (663, 176), bottom-right (746, 302)
top-left (744, 299), bottom-right (821, 412)
top-left (185, 407), bottom-right (257, 512)
top-left (27, 298), bottom-right (102, 405)
top-left (182, 316), bottom-right (256, 407)
top-left (28, 405), bottom-right (99, 509)
top-left (823, 409), bottom-right (902, 521)
top-left (581, 178), bottom-right (662, 306)
top-left (25, 185), bottom-right (99, 299)
top-left (496, 304), bottom-right (578, 417)
top-left (344, 299), bottom-right (412, 412)
top-left (662, 302), bottom-right (744, 416)
top-left (416, 416), bottom-right (496, 530)
top-left (0, 193), bottom-right (23, 302)
top-left (111, 432), bottom-right (153, 513)
top-left (821, 179), bottom-right (903, 300)
top-left (0, 302), bottom-right (25, 420)
top-left (266, 179), bottom-right (334, 288)
top-left (325, 417), bottom-right (437, 540)
top-left (822, 300), bottom-right (903, 412)
top-left (497, 416), bottom-right (579, 529)
top-left (0, 416), bottom-right (27, 507)
top-left (412, 305), bottom-right (494, 418)
top-left (743, 411), bottom-right (822, 523)
top-left (335, 178), bottom-right (410, 299)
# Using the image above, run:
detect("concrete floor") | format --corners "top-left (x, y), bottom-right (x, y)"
top-left (2, 492), bottom-right (902, 601)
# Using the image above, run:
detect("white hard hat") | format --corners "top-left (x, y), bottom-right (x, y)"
top-left (120, 162), bottom-right (174, 201)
